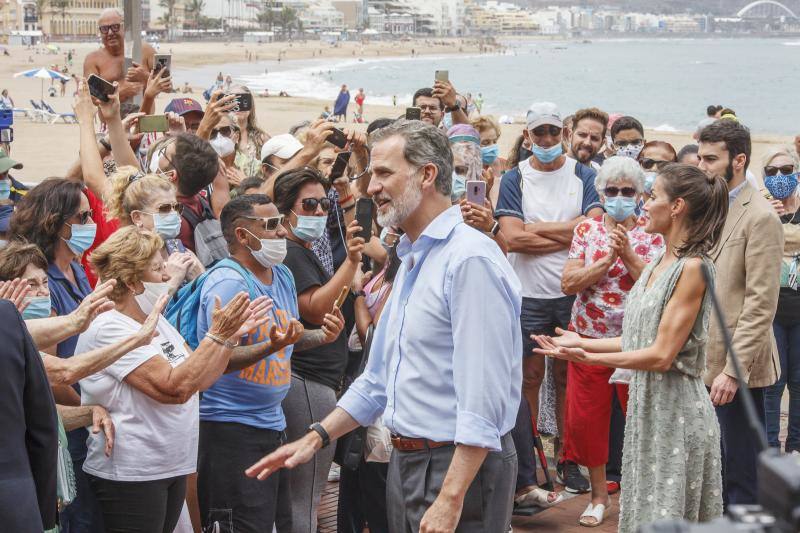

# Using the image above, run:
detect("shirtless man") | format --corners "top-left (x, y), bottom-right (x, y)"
top-left (83, 8), bottom-right (155, 103)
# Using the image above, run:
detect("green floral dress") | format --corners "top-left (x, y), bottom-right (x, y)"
top-left (619, 255), bottom-right (723, 532)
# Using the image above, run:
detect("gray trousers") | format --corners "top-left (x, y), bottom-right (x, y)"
top-left (279, 374), bottom-right (337, 533)
top-left (387, 432), bottom-right (517, 533)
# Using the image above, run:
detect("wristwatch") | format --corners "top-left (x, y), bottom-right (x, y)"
top-left (353, 290), bottom-right (366, 298)
top-left (445, 102), bottom-right (461, 113)
top-left (308, 422), bottom-right (330, 448)
top-left (490, 220), bottom-right (501, 236)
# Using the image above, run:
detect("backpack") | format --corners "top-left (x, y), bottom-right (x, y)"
top-left (166, 258), bottom-right (256, 350)
top-left (181, 195), bottom-right (230, 268)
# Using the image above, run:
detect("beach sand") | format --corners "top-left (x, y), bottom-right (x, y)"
top-left (1, 39), bottom-right (793, 182)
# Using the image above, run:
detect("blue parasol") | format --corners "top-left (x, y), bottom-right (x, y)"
top-left (13, 67), bottom-right (70, 99)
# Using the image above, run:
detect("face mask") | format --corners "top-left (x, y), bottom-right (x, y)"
top-left (152, 211), bottom-right (181, 240)
top-left (22, 295), bottom-right (51, 319)
top-left (481, 144), bottom-right (499, 165)
top-left (290, 212), bottom-right (327, 242)
top-left (63, 223), bottom-right (97, 256)
top-left (615, 144), bottom-right (643, 159)
top-left (531, 143), bottom-right (563, 164)
top-left (0, 179), bottom-right (10, 201)
top-left (451, 172), bottom-right (466, 201)
top-left (210, 134), bottom-right (236, 158)
top-left (765, 172), bottom-right (799, 200)
top-left (643, 172), bottom-right (657, 195)
top-left (244, 228), bottom-right (287, 268)
top-left (134, 280), bottom-right (170, 315)
top-left (604, 196), bottom-right (638, 222)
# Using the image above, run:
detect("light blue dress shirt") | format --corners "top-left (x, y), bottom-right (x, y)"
top-left (337, 205), bottom-right (522, 451)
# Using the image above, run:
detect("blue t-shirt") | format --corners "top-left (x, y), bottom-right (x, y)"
top-left (198, 262), bottom-right (299, 430)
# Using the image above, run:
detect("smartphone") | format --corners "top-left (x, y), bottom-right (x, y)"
top-left (334, 285), bottom-right (349, 310)
top-left (326, 128), bottom-right (348, 149)
top-left (87, 74), bottom-right (115, 102)
top-left (355, 197), bottom-right (374, 242)
top-left (137, 114), bottom-right (169, 133)
top-left (228, 92), bottom-right (252, 112)
top-left (405, 107), bottom-right (421, 120)
top-left (165, 238), bottom-right (186, 255)
top-left (466, 180), bottom-right (486, 206)
top-left (435, 70), bottom-right (449, 83)
top-left (329, 151), bottom-right (351, 181)
top-left (154, 54), bottom-right (171, 73)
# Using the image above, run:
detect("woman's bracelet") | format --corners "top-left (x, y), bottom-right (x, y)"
top-left (205, 332), bottom-right (239, 350)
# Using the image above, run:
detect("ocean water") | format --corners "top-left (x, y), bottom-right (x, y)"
top-left (181, 38), bottom-right (800, 135)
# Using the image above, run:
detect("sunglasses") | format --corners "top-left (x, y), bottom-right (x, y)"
top-left (99, 23), bottom-right (121, 34)
top-left (300, 197), bottom-right (332, 212)
top-left (243, 214), bottom-right (284, 231)
top-left (604, 187), bottom-right (637, 198)
top-left (212, 125), bottom-right (238, 138)
top-left (148, 202), bottom-right (184, 216)
top-left (532, 125), bottom-right (561, 137)
top-left (640, 158), bottom-right (670, 171)
top-left (764, 165), bottom-right (796, 177)
top-left (74, 209), bottom-right (94, 224)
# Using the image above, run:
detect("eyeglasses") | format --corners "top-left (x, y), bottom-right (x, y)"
top-left (243, 214), bottom-right (284, 231)
top-left (300, 197), bottom-right (332, 212)
top-left (418, 104), bottom-right (440, 112)
top-left (212, 125), bottom-right (238, 138)
top-left (146, 202), bottom-right (184, 216)
top-left (531, 125), bottom-right (561, 137)
top-left (604, 187), bottom-right (637, 198)
top-left (74, 209), bottom-right (94, 224)
top-left (99, 23), bottom-right (121, 34)
top-left (614, 140), bottom-right (643, 149)
top-left (640, 158), bottom-right (670, 171)
top-left (764, 165), bottom-right (796, 176)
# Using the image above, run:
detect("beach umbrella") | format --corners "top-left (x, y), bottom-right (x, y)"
top-left (13, 67), bottom-right (70, 100)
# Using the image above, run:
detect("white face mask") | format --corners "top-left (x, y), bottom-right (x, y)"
top-left (134, 281), bottom-right (171, 315)
top-left (244, 228), bottom-right (287, 268)
top-left (210, 134), bottom-right (236, 157)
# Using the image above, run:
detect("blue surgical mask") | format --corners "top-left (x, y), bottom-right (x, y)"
top-left (290, 211), bottom-right (327, 242)
top-left (152, 211), bottom-right (182, 240)
top-left (0, 179), bottom-right (10, 201)
top-left (765, 172), bottom-right (799, 200)
top-left (605, 196), bottom-right (638, 222)
top-left (63, 223), bottom-right (97, 256)
top-left (22, 295), bottom-right (52, 319)
top-left (531, 143), bottom-right (563, 164)
top-left (481, 144), bottom-right (499, 165)
top-left (643, 172), bottom-right (657, 195)
top-left (451, 172), bottom-right (466, 201)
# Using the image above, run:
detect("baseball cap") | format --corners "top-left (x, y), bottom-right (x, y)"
top-left (0, 149), bottom-right (22, 174)
top-left (261, 134), bottom-right (304, 162)
top-left (0, 205), bottom-right (12, 232)
top-left (164, 98), bottom-right (204, 116)
top-left (526, 102), bottom-right (562, 130)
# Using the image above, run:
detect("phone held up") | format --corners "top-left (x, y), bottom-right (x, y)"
top-left (405, 107), bottom-right (421, 121)
top-left (137, 115), bottom-right (170, 133)
top-left (87, 74), bottom-right (115, 102)
top-left (355, 198), bottom-right (374, 242)
top-left (329, 151), bottom-right (351, 182)
top-left (326, 128), bottom-right (348, 149)
top-left (466, 180), bottom-right (486, 206)
top-left (435, 70), bottom-right (449, 83)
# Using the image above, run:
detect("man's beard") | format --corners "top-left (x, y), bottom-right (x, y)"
top-left (570, 143), bottom-right (594, 164)
top-left (724, 160), bottom-right (735, 182)
top-left (376, 178), bottom-right (423, 229)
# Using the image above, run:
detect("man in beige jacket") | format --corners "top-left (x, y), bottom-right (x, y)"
top-left (698, 119), bottom-right (782, 506)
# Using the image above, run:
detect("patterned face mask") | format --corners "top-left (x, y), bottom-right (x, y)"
top-left (764, 172), bottom-right (799, 200)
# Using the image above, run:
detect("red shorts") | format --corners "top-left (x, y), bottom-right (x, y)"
top-left (562, 360), bottom-right (629, 468)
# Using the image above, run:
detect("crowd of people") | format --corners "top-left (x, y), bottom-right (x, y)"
top-left (1, 7), bottom-right (799, 533)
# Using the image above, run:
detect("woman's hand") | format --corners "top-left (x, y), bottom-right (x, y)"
top-left (144, 67), bottom-right (172, 100)
top-left (345, 219), bottom-right (366, 265)
top-left (95, 82), bottom-right (121, 123)
top-left (269, 319), bottom-right (304, 352)
top-left (166, 112), bottom-right (186, 135)
top-left (69, 280), bottom-right (117, 333)
top-left (234, 296), bottom-right (273, 339)
top-left (132, 293), bottom-right (168, 348)
top-left (353, 269), bottom-right (373, 294)
top-left (532, 327), bottom-right (582, 349)
top-left (0, 277), bottom-right (31, 314)
top-left (225, 164), bottom-right (246, 189)
top-left (533, 344), bottom-right (590, 364)
top-left (72, 79), bottom-right (96, 124)
top-left (321, 308), bottom-right (345, 344)
top-left (609, 225), bottom-right (633, 261)
top-left (165, 252), bottom-right (194, 287)
top-left (482, 167), bottom-right (495, 195)
top-left (91, 405), bottom-right (115, 457)
top-left (184, 251), bottom-right (205, 281)
top-left (209, 292), bottom-right (253, 340)
top-left (460, 199), bottom-right (495, 233)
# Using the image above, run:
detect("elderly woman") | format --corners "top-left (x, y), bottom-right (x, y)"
top-left (638, 141), bottom-right (677, 200)
top-left (762, 146), bottom-right (800, 454)
top-left (471, 114), bottom-right (507, 201)
top-left (559, 156), bottom-right (664, 526)
top-left (76, 227), bottom-right (263, 533)
top-left (105, 166), bottom-right (202, 292)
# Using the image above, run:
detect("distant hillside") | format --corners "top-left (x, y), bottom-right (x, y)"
top-left (517, 0), bottom-right (800, 16)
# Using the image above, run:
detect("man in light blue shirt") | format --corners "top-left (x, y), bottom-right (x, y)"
top-left (247, 120), bottom-right (522, 532)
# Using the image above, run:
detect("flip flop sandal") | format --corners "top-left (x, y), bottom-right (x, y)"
top-left (579, 502), bottom-right (611, 527)
top-left (514, 487), bottom-right (563, 508)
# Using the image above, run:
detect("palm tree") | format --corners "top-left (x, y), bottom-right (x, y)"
top-left (33, 0), bottom-right (47, 31)
top-left (159, 0), bottom-right (178, 40)
top-left (277, 6), bottom-right (297, 38)
top-left (50, 0), bottom-right (70, 36)
top-left (256, 1), bottom-right (276, 31)
top-left (184, 0), bottom-right (206, 29)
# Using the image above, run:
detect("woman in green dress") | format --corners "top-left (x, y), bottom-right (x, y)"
top-left (534, 164), bottom-right (729, 532)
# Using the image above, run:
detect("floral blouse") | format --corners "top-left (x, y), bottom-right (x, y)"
top-left (568, 215), bottom-right (664, 338)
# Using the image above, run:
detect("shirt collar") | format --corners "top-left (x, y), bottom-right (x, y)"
top-left (396, 205), bottom-right (462, 260)
top-left (728, 180), bottom-right (747, 205)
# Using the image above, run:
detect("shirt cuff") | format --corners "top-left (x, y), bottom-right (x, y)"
top-left (337, 385), bottom-right (384, 428)
top-left (454, 410), bottom-right (502, 451)
top-left (583, 202), bottom-right (603, 216)
top-left (494, 209), bottom-right (523, 220)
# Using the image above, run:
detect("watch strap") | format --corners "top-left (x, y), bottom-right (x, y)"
top-left (490, 220), bottom-right (501, 236)
top-left (308, 422), bottom-right (330, 448)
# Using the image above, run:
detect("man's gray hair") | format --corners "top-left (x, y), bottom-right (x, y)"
top-left (369, 119), bottom-right (453, 196)
top-left (99, 7), bottom-right (123, 21)
top-left (595, 155), bottom-right (646, 193)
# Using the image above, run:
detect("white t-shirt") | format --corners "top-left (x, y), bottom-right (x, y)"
top-left (77, 311), bottom-right (199, 482)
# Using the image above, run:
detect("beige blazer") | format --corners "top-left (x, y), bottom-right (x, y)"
top-left (704, 184), bottom-right (783, 388)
